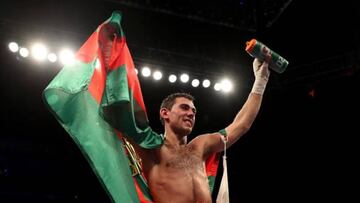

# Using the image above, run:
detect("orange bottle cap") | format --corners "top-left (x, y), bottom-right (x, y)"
top-left (245, 39), bottom-right (257, 52)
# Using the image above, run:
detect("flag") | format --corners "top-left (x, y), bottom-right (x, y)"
top-left (216, 156), bottom-right (229, 203)
top-left (43, 11), bottom-right (220, 203)
top-left (43, 10), bottom-right (161, 203)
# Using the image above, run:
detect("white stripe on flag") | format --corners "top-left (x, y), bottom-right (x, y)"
top-left (216, 157), bottom-right (229, 203)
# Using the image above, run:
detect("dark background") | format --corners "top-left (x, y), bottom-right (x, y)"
top-left (0, 0), bottom-right (359, 202)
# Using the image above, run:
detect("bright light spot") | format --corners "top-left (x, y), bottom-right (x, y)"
top-left (214, 83), bottom-right (222, 91)
top-left (191, 79), bottom-right (200, 87)
top-left (169, 74), bottom-right (177, 83)
top-left (47, 53), bottom-right (57, 63)
top-left (220, 79), bottom-right (233, 93)
top-left (180, 73), bottom-right (189, 83)
top-left (31, 43), bottom-right (48, 61)
top-left (19, 47), bottom-right (29, 57)
top-left (135, 68), bottom-right (138, 75)
top-left (8, 42), bottom-right (19, 52)
top-left (202, 79), bottom-right (211, 88)
top-left (141, 67), bottom-right (151, 77)
top-left (153, 71), bottom-right (163, 80)
top-left (59, 49), bottom-right (75, 65)
top-left (94, 58), bottom-right (101, 70)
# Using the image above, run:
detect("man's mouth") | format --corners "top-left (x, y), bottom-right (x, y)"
top-left (184, 119), bottom-right (193, 126)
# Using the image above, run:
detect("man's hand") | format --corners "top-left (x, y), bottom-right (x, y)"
top-left (251, 58), bottom-right (270, 95)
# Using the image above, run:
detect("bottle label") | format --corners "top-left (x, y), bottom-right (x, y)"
top-left (246, 39), bottom-right (289, 73)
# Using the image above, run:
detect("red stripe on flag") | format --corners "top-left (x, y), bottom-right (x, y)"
top-left (109, 36), bottom-right (147, 112)
top-left (75, 32), bottom-right (98, 63)
top-left (206, 153), bottom-right (220, 177)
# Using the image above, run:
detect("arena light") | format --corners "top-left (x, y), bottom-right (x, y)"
top-left (31, 43), bottom-right (48, 61)
top-left (47, 53), bottom-right (57, 63)
top-left (19, 47), bottom-right (29, 58)
top-left (8, 42), bottom-right (19, 53)
top-left (214, 82), bottom-right (222, 91)
top-left (202, 79), bottom-right (211, 88)
top-left (59, 49), bottom-right (75, 65)
top-left (191, 79), bottom-right (200, 87)
top-left (141, 66), bottom-right (151, 77)
top-left (220, 79), bottom-right (233, 93)
top-left (168, 74), bottom-right (177, 83)
top-left (180, 73), bottom-right (189, 83)
top-left (5, 39), bottom-right (236, 94)
top-left (153, 70), bottom-right (163, 80)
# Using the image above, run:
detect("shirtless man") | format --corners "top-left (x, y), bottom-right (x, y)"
top-left (138, 58), bottom-right (270, 203)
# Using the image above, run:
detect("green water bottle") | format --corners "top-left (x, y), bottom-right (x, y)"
top-left (245, 39), bottom-right (289, 73)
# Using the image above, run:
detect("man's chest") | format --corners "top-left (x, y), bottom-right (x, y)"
top-left (161, 145), bottom-right (204, 171)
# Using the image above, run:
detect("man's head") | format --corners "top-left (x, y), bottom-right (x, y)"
top-left (160, 93), bottom-right (196, 135)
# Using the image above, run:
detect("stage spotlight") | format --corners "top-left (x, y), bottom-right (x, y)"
top-left (8, 42), bottom-right (19, 53)
top-left (141, 67), bottom-right (151, 77)
top-left (153, 71), bottom-right (163, 80)
top-left (214, 83), bottom-right (222, 91)
top-left (47, 53), bottom-right (57, 63)
top-left (220, 79), bottom-right (233, 93)
top-left (202, 79), bottom-right (211, 88)
top-left (180, 73), bottom-right (189, 83)
top-left (59, 49), bottom-right (75, 65)
top-left (191, 79), bottom-right (200, 87)
top-left (19, 47), bottom-right (29, 57)
top-left (31, 43), bottom-right (48, 61)
top-left (169, 74), bottom-right (177, 83)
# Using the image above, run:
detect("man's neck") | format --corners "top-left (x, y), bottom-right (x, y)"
top-left (164, 130), bottom-right (187, 147)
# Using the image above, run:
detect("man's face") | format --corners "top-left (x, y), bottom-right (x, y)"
top-left (164, 97), bottom-right (196, 135)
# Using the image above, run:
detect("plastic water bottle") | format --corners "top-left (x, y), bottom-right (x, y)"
top-left (245, 39), bottom-right (289, 73)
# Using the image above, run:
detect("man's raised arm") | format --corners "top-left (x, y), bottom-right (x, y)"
top-left (197, 58), bottom-right (270, 154)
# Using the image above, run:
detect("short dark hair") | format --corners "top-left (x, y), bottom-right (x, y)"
top-left (160, 92), bottom-right (195, 125)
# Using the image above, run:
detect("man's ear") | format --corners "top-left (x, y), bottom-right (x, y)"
top-left (160, 108), bottom-right (169, 120)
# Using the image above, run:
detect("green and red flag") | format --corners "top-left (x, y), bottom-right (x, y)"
top-left (43, 11), bottom-right (220, 203)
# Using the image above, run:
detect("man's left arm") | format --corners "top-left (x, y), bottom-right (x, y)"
top-left (194, 59), bottom-right (270, 156)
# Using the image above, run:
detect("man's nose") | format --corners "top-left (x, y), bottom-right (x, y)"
top-left (186, 111), bottom-right (195, 118)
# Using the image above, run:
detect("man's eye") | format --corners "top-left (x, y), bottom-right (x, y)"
top-left (181, 105), bottom-right (189, 110)
top-left (180, 104), bottom-right (196, 114)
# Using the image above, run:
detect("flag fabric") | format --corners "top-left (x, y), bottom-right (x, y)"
top-left (43, 11), bottom-right (220, 203)
top-left (216, 135), bottom-right (229, 203)
top-left (216, 156), bottom-right (230, 203)
top-left (43, 11), bottom-right (159, 203)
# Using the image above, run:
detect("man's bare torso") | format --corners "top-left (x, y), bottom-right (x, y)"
top-left (141, 143), bottom-right (212, 203)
